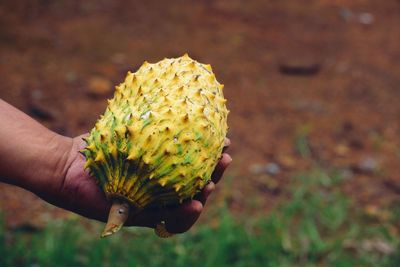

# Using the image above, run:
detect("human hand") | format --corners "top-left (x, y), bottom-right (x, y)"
top-left (0, 99), bottom-right (231, 234)
top-left (43, 135), bottom-right (232, 234)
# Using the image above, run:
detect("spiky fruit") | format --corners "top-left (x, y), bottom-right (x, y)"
top-left (82, 54), bottom-right (228, 237)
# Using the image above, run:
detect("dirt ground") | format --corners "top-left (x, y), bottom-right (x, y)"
top-left (0, 0), bottom-right (399, 228)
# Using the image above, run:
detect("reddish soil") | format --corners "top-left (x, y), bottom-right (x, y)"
top-left (0, 0), bottom-right (399, 228)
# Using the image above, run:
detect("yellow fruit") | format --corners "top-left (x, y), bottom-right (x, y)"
top-left (82, 54), bottom-right (228, 237)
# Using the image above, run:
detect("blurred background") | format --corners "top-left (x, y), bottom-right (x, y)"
top-left (0, 1), bottom-right (399, 266)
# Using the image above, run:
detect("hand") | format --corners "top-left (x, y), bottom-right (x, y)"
top-left (44, 135), bottom-right (232, 234)
top-left (0, 99), bottom-right (232, 234)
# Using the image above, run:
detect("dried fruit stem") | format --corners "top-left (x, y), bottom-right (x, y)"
top-left (101, 200), bottom-right (130, 238)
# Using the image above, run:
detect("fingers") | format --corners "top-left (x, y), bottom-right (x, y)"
top-left (164, 200), bottom-right (203, 234)
top-left (131, 181), bottom-right (216, 231)
top-left (210, 138), bottom-right (231, 184)
top-left (127, 208), bottom-right (163, 227)
top-left (131, 199), bottom-right (205, 234)
top-left (193, 181), bottom-right (215, 205)
top-left (211, 153), bottom-right (232, 184)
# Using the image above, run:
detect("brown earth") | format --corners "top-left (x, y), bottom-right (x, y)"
top-left (0, 0), bottom-right (399, 228)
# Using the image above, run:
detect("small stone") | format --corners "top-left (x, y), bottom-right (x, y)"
top-left (279, 58), bottom-right (321, 76)
top-left (28, 101), bottom-right (55, 121)
top-left (249, 163), bottom-right (281, 176)
top-left (87, 76), bottom-right (113, 97)
top-left (265, 163), bottom-right (281, 176)
top-left (359, 157), bottom-right (379, 173)
top-left (358, 13), bottom-right (374, 25)
top-left (353, 157), bottom-right (379, 174)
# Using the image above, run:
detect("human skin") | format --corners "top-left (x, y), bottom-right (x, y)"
top-left (0, 99), bottom-right (232, 233)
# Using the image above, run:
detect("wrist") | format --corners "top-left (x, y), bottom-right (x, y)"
top-left (0, 99), bottom-right (78, 205)
top-left (23, 133), bottom-right (75, 201)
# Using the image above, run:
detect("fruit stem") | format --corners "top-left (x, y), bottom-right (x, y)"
top-left (101, 200), bottom-right (130, 238)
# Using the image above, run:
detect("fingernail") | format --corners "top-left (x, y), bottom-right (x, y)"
top-left (204, 182), bottom-right (215, 198)
top-left (224, 138), bottom-right (231, 147)
top-left (223, 153), bottom-right (232, 164)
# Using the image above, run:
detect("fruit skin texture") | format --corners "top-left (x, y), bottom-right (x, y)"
top-left (82, 54), bottom-right (228, 216)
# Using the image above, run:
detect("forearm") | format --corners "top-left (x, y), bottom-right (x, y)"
top-left (0, 99), bottom-right (73, 195)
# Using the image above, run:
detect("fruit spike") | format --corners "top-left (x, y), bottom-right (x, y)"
top-left (83, 54), bottom-right (229, 238)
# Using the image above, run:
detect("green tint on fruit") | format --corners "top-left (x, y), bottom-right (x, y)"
top-left (82, 54), bottom-right (228, 237)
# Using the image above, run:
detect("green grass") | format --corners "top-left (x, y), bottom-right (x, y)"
top-left (1, 170), bottom-right (399, 267)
